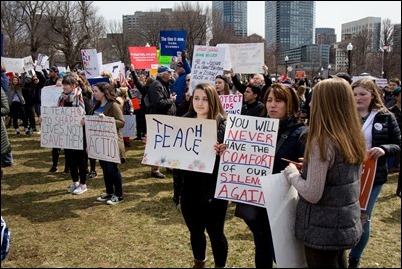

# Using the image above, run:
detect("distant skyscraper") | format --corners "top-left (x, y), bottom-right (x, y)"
top-left (265, 1), bottom-right (316, 51)
top-left (316, 28), bottom-right (336, 45)
top-left (212, 1), bottom-right (248, 37)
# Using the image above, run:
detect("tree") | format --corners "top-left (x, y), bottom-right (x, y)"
top-left (46, 1), bottom-right (102, 68)
top-left (1, 1), bottom-right (28, 57)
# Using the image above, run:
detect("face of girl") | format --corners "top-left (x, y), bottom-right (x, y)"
top-left (12, 77), bottom-right (19, 84)
top-left (215, 78), bottom-right (225, 93)
top-left (192, 89), bottom-right (209, 119)
top-left (266, 90), bottom-right (287, 119)
top-left (62, 83), bottom-right (74, 94)
top-left (353, 86), bottom-right (373, 112)
top-left (92, 86), bottom-right (105, 102)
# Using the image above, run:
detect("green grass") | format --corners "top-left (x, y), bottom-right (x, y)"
top-left (1, 130), bottom-right (400, 268)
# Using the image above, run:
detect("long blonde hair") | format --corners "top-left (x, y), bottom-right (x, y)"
top-left (305, 78), bottom-right (366, 164)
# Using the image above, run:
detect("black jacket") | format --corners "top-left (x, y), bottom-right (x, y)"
top-left (370, 110), bottom-right (401, 185)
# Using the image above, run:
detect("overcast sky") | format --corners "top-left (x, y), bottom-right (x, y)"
top-left (93, 1), bottom-right (401, 42)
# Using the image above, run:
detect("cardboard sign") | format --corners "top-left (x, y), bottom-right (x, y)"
top-left (360, 158), bottom-right (377, 210)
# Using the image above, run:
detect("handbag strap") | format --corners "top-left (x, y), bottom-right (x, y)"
top-left (276, 129), bottom-right (292, 153)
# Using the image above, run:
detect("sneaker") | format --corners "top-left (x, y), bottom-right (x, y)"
top-left (48, 166), bottom-right (58, 173)
top-left (26, 129), bottom-right (32, 136)
top-left (151, 170), bottom-right (165, 179)
top-left (15, 130), bottom-right (20, 136)
top-left (97, 194), bottom-right (113, 202)
top-left (62, 168), bottom-right (70, 175)
top-left (67, 182), bottom-right (80, 193)
top-left (72, 184), bottom-right (87, 195)
top-left (87, 171), bottom-right (97, 179)
top-left (106, 195), bottom-right (124, 205)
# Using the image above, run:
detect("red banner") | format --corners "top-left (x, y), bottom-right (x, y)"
top-left (128, 46), bottom-right (158, 69)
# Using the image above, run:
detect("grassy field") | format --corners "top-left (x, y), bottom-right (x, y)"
top-left (1, 130), bottom-right (400, 268)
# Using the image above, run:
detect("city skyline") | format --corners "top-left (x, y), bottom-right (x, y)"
top-left (94, 1), bottom-right (401, 42)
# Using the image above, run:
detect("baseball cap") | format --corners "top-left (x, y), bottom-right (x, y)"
top-left (157, 66), bottom-right (174, 74)
top-left (49, 66), bottom-right (59, 73)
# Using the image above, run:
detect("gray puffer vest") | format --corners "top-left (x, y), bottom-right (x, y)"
top-left (295, 148), bottom-right (363, 250)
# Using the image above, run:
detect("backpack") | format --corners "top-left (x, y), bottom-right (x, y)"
top-left (1, 216), bottom-right (10, 261)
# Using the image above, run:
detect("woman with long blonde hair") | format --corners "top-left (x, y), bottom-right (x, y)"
top-left (284, 78), bottom-right (367, 268)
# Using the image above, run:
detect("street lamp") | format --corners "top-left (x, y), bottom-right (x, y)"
top-left (347, 42), bottom-right (353, 76)
top-left (327, 64), bottom-right (332, 77)
top-left (285, 55), bottom-right (289, 75)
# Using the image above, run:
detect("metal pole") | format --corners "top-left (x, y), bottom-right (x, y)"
top-left (348, 50), bottom-right (351, 76)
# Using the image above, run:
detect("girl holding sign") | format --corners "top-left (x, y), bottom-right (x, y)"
top-left (58, 75), bottom-right (88, 195)
top-left (176, 83), bottom-right (228, 268)
top-left (347, 78), bottom-right (400, 268)
top-left (89, 82), bottom-right (125, 205)
top-left (284, 78), bottom-right (368, 268)
top-left (234, 83), bottom-right (306, 268)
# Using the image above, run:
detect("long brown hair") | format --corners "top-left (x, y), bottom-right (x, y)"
top-left (93, 82), bottom-right (119, 110)
top-left (188, 83), bottom-right (226, 121)
top-left (305, 78), bottom-right (366, 164)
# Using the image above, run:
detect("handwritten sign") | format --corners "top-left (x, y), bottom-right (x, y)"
top-left (1, 57), bottom-right (25, 73)
top-left (122, 115), bottom-right (136, 137)
top-left (40, 107), bottom-right (84, 150)
top-left (41, 85), bottom-right (63, 107)
top-left (85, 115), bottom-right (120, 163)
top-left (261, 172), bottom-right (307, 268)
top-left (218, 43), bottom-right (264, 74)
top-left (219, 94), bottom-right (243, 115)
top-left (215, 114), bottom-right (279, 207)
top-left (360, 158), bottom-right (377, 210)
top-left (142, 115), bottom-right (217, 173)
top-left (190, 45), bottom-right (226, 94)
top-left (102, 61), bottom-right (122, 80)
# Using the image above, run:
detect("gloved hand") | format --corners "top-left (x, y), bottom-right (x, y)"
top-left (284, 163), bottom-right (300, 183)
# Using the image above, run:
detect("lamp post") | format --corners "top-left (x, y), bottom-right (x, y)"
top-left (327, 64), bottom-right (332, 77)
top-left (285, 55), bottom-right (289, 76)
top-left (347, 42), bottom-right (353, 76)
top-left (320, 67), bottom-right (324, 77)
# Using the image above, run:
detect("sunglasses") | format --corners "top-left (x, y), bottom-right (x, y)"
top-left (186, 79), bottom-right (190, 82)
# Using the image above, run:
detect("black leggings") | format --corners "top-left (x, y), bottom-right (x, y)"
top-left (304, 246), bottom-right (347, 268)
top-left (180, 196), bottom-right (228, 268)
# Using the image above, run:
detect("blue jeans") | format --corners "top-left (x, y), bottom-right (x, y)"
top-left (349, 184), bottom-right (384, 260)
top-left (99, 160), bottom-right (123, 197)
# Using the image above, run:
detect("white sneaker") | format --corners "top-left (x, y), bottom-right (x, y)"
top-left (72, 184), bottom-right (87, 195)
top-left (68, 182), bottom-right (79, 193)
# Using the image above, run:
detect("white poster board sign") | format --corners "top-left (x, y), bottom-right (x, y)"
top-left (260, 172), bottom-right (307, 268)
top-left (41, 85), bottom-right (63, 107)
top-left (102, 61), bottom-right (122, 80)
top-left (222, 43), bottom-right (264, 74)
top-left (142, 115), bottom-right (217, 173)
top-left (190, 45), bottom-right (226, 94)
top-left (81, 49), bottom-right (100, 78)
top-left (122, 115), bottom-right (136, 137)
top-left (1, 57), bottom-right (24, 73)
top-left (219, 94), bottom-right (243, 115)
top-left (85, 115), bottom-right (121, 163)
top-left (215, 114), bottom-right (279, 207)
top-left (40, 107), bottom-right (84, 150)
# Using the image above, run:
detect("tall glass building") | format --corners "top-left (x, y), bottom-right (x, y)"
top-left (212, 1), bottom-right (248, 37)
top-left (265, 1), bottom-right (316, 51)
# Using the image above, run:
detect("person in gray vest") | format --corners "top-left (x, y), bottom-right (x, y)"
top-left (284, 78), bottom-right (367, 268)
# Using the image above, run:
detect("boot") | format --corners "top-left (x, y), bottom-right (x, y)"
top-left (348, 257), bottom-right (360, 268)
top-left (193, 259), bottom-right (206, 268)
